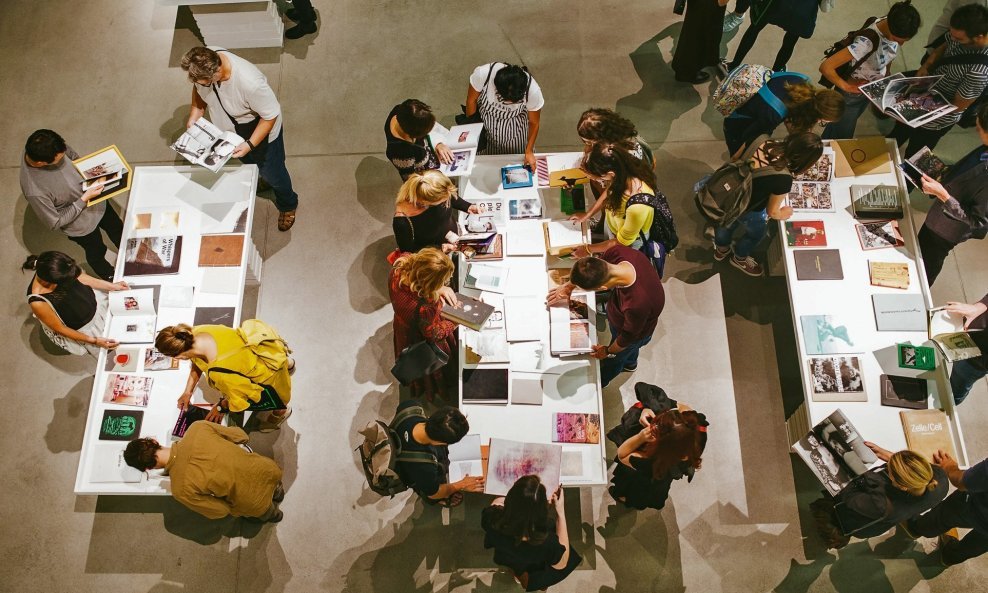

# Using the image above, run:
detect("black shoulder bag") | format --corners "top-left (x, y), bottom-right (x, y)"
top-left (212, 82), bottom-right (269, 162)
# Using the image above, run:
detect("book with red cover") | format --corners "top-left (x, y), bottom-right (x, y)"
top-left (553, 413), bottom-right (601, 444)
top-left (785, 220), bottom-right (827, 247)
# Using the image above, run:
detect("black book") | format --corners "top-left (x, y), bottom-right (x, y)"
top-left (851, 185), bottom-right (904, 220)
top-left (794, 249), bottom-right (843, 280)
top-left (462, 368), bottom-right (509, 404)
top-left (99, 409), bottom-right (144, 441)
top-left (880, 374), bottom-right (929, 409)
top-left (441, 294), bottom-right (496, 331)
top-left (171, 406), bottom-right (211, 438)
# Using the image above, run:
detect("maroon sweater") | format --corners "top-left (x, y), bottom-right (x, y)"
top-left (602, 246), bottom-right (664, 347)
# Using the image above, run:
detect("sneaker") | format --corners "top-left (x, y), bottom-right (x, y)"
top-left (268, 509), bottom-right (284, 523)
top-left (713, 245), bottom-right (732, 261)
top-left (285, 21), bottom-right (317, 39)
top-left (272, 483), bottom-right (285, 503)
top-left (622, 362), bottom-right (638, 372)
top-left (285, 8), bottom-right (300, 21)
top-left (258, 407), bottom-right (293, 433)
top-left (937, 530), bottom-right (960, 566)
top-left (723, 12), bottom-right (745, 32)
top-left (278, 208), bottom-right (297, 232)
top-left (898, 521), bottom-right (918, 540)
top-left (730, 255), bottom-right (763, 277)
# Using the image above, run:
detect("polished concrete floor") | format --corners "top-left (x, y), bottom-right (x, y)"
top-left (2, 1), bottom-right (987, 592)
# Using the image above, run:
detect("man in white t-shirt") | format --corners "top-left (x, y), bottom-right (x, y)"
top-left (464, 63), bottom-right (544, 170)
top-left (820, 2), bottom-right (922, 140)
top-left (181, 47), bottom-right (299, 231)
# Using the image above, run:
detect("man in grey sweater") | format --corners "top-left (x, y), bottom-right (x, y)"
top-left (20, 129), bottom-right (123, 280)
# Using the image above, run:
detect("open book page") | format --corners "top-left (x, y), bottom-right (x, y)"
top-left (792, 433), bottom-right (854, 496)
top-left (73, 145), bottom-right (131, 206)
top-left (439, 147), bottom-right (477, 177)
top-left (929, 307), bottom-right (982, 361)
top-left (447, 434), bottom-right (484, 482)
top-left (880, 75), bottom-right (956, 127)
top-left (445, 123), bottom-right (483, 150)
top-left (860, 73), bottom-right (905, 107)
top-left (485, 439), bottom-right (562, 496)
top-left (549, 293), bottom-right (593, 355)
top-left (171, 118), bottom-right (243, 172)
top-left (816, 409), bottom-right (878, 474)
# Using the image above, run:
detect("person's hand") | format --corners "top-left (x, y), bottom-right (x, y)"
top-left (186, 114), bottom-right (202, 129)
top-left (945, 301), bottom-right (988, 329)
top-left (109, 281), bottom-right (129, 291)
top-left (863, 441), bottom-right (892, 462)
top-left (80, 183), bottom-right (106, 203)
top-left (550, 485), bottom-right (565, 509)
top-left (177, 392), bottom-right (193, 411)
top-left (933, 449), bottom-right (958, 471)
top-left (916, 65), bottom-right (929, 78)
top-left (457, 475), bottom-right (485, 493)
top-left (573, 245), bottom-right (591, 258)
top-left (640, 426), bottom-right (657, 443)
top-left (524, 151), bottom-right (537, 172)
top-left (467, 204), bottom-right (481, 215)
top-left (568, 213), bottom-right (589, 225)
top-left (841, 81), bottom-right (863, 95)
top-left (590, 344), bottom-right (609, 360)
top-left (920, 174), bottom-right (949, 201)
top-left (232, 142), bottom-right (251, 159)
top-left (546, 286), bottom-right (573, 307)
top-left (94, 337), bottom-right (119, 349)
top-left (441, 242), bottom-right (458, 254)
top-left (439, 286), bottom-right (459, 307)
top-left (435, 143), bottom-right (454, 164)
top-left (775, 205), bottom-right (794, 221)
top-left (205, 405), bottom-right (225, 423)
top-left (490, 496), bottom-right (506, 507)
top-left (639, 408), bottom-right (656, 427)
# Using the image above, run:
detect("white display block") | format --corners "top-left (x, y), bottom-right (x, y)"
top-left (74, 165), bottom-right (260, 495)
top-left (157, 1), bottom-right (284, 49)
top-left (456, 155), bottom-right (608, 487)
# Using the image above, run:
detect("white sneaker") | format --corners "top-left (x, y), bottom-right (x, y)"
top-left (723, 12), bottom-right (745, 32)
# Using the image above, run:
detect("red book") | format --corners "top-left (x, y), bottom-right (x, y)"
top-left (785, 220), bottom-right (827, 247)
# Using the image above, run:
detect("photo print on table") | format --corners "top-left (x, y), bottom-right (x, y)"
top-left (788, 182), bottom-right (834, 212)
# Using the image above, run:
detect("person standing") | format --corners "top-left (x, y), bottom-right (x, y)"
top-left (385, 99), bottom-right (454, 181)
top-left (940, 294), bottom-right (988, 405)
top-left (123, 422), bottom-right (285, 522)
top-left (672, 0), bottom-right (730, 84)
top-left (20, 129), bottom-right (123, 281)
top-left (284, 0), bottom-right (317, 39)
top-left (181, 47), bottom-right (300, 231)
top-left (723, 0), bottom-right (752, 33)
top-left (464, 63), bottom-right (544, 170)
top-left (392, 171), bottom-right (479, 253)
top-left (727, 0), bottom-right (821, 72)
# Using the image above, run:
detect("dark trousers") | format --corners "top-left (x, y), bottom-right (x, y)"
top-left (887, 121), bottom-right (953, 160)
top-left (599, 322), bottom-right (654, 388)
top-left (239, 132), bottom-right (298, 212)
top-left (908, 491), bottom-right (988, 565)
top-left (291, 0), bottom-right (316, 23)
top-left (729, 17), bottom-right (800, 71)
top-left (67, 204), bottom-right (123, 280)
top-left (917, 224), bottom-right (959, 286)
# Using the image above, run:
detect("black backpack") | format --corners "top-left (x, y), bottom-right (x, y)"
top-left (626, 191), bottom-right (679, 252)
top-left (818, 17), bottom-right (881, 88)
top-left (356, 404), bottom-right (439, 497)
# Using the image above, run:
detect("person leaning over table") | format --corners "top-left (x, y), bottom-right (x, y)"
top-left (180, 46), bottom-right (300, 232)
top-left (464, 62), bottom-right (544, 170)
top-left (23, 251), bottom-right (128, 356)
top-left (547, 246), bottom-right (664, 388)
top-left (385, 99), bottom-right (456, 181)
top-left (123, 421), bottom-right (286, 523)
top-left (938, 293), bottom-right (988, 405)
top-left (20, 129), bottom-right (123, 282)
top-left (392, 170), bottom-right (480, 253)
top-left (915, 102), bottom-right (988, 285)
top-left (155, 323), bottom-right (295, 433)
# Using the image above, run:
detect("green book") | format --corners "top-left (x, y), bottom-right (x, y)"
top-left (897, 343), bottom-right (936, 371)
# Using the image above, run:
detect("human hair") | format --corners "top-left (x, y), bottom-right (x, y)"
top-left (395, 99), bottom-right (436, 140)
top-left (639, 409), bottom-right (705, 479)
top-left (24, 129), bottom-right (67, 164)
top-left (22, 251), bottom-right (81, 284)
top-left (887, 1), bottom-right (921, 39)
top-left (155, 324), bottom-right (196, 357)
top-left (581, 143), bottom-right (659, 213)
top-left (577, 108), bottom-right (638, 145)
top-left (123, 438), bottom-right (161, 471)
top-left (424, 406), bottom-right (469, 444)
top-left (888, 450), bottom-right (938, 496)
top-left (492, 64), bottom-right (531, 103)
top-left (181, 47), bottom-right (222, 83)
top-left (492, 475), bottom-right (553, 545)
top-left (950, 3), bottom-right (988, 39)
top-left (760, 132), bottom-right (824, 175)
top-left (978, 101), bottom-right (988, 130)
top-left (394, 247), bottom-right (454, 301)
top-left (570, 256), bottom-right (609, 290)
top-left (395, 170), bottom-right (457, 208)
top-left (784, 84), bottom-right (845, 132)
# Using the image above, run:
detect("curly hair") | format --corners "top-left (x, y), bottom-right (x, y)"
top-left (123, 437), bottom-right (162, 471)
top-left (577, 108), bottom-right (638, 145)
top-left (581, 143), bottom-right (658, 213)
top-left (394, 247), bottom-right (454, 301)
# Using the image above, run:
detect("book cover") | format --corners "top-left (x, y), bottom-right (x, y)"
top-left (510, 376), bottom-right (544, 405)
top-left (464, 263), bottom-right (509, 293)
top-left (850, 185), bottom-right (903, 220)
top-left (869, 261), bottom-right (910, 289)
top-left (439, 147), bottom-right (478, 177)
top-left (102, 374), bottom-right (153, 407)
top-left (788, 182), bottom-right (834, 212)
top-left (504, 296), bottom-right (544, 342)
top-left (172, 405), bottom-right (211, 438)
top-left (880, 374), bottom-right (929, 409)
top-left (793, 153), bottom-right (833, 182)
top-left (501, 165), bottom-right (534, 189)
top-left (897, 343), bottom-right (937, 370)
top-left (872, 294), bottom-right (927, 332)
top-left (509, 197), bottom-right (542, 219)
top-left (807, 356), bottom-right (866, 402)
top-left (801, 315), bottom-right (856, 354)
top-left (198, 234), bottom-right (245, 267)
top-left (440, 293), bottom-right (496, 331)
top-left (546, 153), bottom-right (588, 188)
top-left (793, 250), bottom-right (843, 281)
top-left (144, 347), bottom-right (180, 371)
top-left (553, 413), bottom-right (601, 444)
top-left (792, 408), bottom-right (878, 495)
top-left (99, 409), bottom-right (144, 441)
top-left (468, 234), bottom-right (504, 261)
top-left (462, 368), bottom-right (509, 404)
top-left (72, 145), bottom-right (132, 206)
top-left (123, 235), bottom-right (183, 276)
top-left (104, 347), bottom-right (141, 373)
top-left (900, 409), bottom-right (956, 462)
top-left (785, 220), bottom-right (827, 247)
top-left (193, 306), bottom-right (236, 327)
top-left (485, 438), bottom-right (562, 496)
top-left (543, 220), bottom-right (587, 256)
top-left (856, 220), bottom-right (904, 251)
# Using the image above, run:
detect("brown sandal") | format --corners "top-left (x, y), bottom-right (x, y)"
top-left (278, 209), bottom-right (297, 231)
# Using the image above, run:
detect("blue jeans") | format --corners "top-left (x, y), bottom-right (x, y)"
top-left (822, 90), bottom-right (869, 140)
top-left (599, 321), bottom-right (653, 388)
top-left (240, 132), bottom-right (298, 212)
top-left (714, 210), bottom-right (768, 258)
top-left (950, 359), bottom-right (986, 405)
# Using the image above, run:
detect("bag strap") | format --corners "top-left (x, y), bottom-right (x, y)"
top-left (483, 63), bottom-right (498, 89)
top-left (845, 28), bottom-right (883, 78)
top-left (28, 292), bottom-right (71, 328)
top-left (390, 405), bottom-right (427, 429)
top-left (397, 450), bottom-right (439, 465)
top-left (759, 73), bottom-right (810, 118)
top-left (395, 211), bottom-right (414, 241)
top-left (211, 83), bottom-right (243, 128)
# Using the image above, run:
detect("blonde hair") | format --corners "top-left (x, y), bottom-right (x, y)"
top-left (888, 450), bottom-right (938, 496)
top-left (394, 247), bottom-right (453, 301)
top-left (396, 171), bottom-right (456, 208)
top-left (156, 324), bottom-right (195, 357)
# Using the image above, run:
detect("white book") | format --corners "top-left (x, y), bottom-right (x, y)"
top-left (199, 267), bottom-right (242, 295)
top-left (507, 341), bottom-right (591, 375)
top-left (464, 263), bottom-right (509, 293)
top-left (447, 434), bottom-right (484, 483)
top-left (106, 289), bottom-right (157, 343)
top-left (171, 118), bottom-right (244, 172)
top-left (506, 219), bottom-right (546, 256)
top-left (503, 296), bottom-right (546, 342)
top-left (89, 445), bottom-right (143, 483)
top-left (159, 285), bottom-right (194, 308)
top-left (464, 328), bottom-right (510, 363)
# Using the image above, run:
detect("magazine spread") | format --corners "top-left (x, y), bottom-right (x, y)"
top-left (792, 409), bottom-right (879, 495)
top-left (859, 74), bottom-right (958, 128)
top-left (436, 123), bottom-right (483, 177)
top-left (72, 145), bottom-right (132, 206)
top-left (171, 118), bottom-right (244, 172)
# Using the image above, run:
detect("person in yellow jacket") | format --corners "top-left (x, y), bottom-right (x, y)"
top-left (156, 323), bottom-right (294, 432)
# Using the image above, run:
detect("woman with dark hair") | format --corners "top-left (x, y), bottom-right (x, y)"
top-left (713, 132), bottom-right (823, 276)
top-left (576, 108), bottom-right (654, 169)
top-left (465, 63), bottom-right (545, 169)
top-left (481, 475), bottom-right (582, 590)
top-left (385, 99), bottom-right (454, 180)
top-left (23, 251), bottom-right (128, 355)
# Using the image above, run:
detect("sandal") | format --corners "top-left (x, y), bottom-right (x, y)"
top-left (287, 357), bottom-right (296, 376)
top-left (278, 209), bottom-right (297, 231)
top-left (438, 492), bottom-right (464, 507)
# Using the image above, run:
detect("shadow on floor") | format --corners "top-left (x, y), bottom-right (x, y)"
top-left (595, 496), bottom-right (685, 593)
top-left (45, 375), bottom-right (95, 454)
top-left (354, 322), bottom-right (395, 385)
top-left (347, 235), bottom-right (394, 315)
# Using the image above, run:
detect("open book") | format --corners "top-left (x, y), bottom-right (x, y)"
top-left (447, 434), bottom-right (484, 482)
top-left (106, 288), bottom-right (157, 343)
top-left (928, 307), bottom-right (982, 362)
top-left (546, 153), bottom-right (587, 188)
top-left (550, 293), bottom-right (593, 356)
top-left (73, 145), bottom-right (132, 206)
top-left (171, 118), bottom-right (244, 172)
top-left (436, 123), bottom-right (483, 177)
top-left (543, 220), bottom-right (587, 257)
top-left (901, 146), bottom-right (949, 182)
top-left (859, 74), bottom-right (957, 128)
top-left (792, 409), bottom-right (879, 496)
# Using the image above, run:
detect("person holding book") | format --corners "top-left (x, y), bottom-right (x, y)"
top-left (671, 0), bottom-right (729, 85)
top-left (385, 99), bottom-right (455, 181)
top-left (547, 246), bottom-right (664, 388)
top-left (820, 2), bottom-right (923, 140)
top-left (123, 422), bottom-right (285, 522)
top-left (712, 132), bottom-right (823, 277)
top-left (903, 450), bottom-right (988, 566)
top-left (464, 63), bottom-right (544, 170)
top-left (392, 400), bottom-right (483, 507)
top-left (155, 322), bottom-right (295, 433)
top-left (915, 102), bottom-right (988, 284)
top-left (725, 0), bottom-right (821, 74)
top-left (181, 47), bottom-right (300, 232)
top-left (392, 170), bottom-right (479, 253)
top-left (20, 129), bottom-right (123, 282)
top-left (887, 4), bottom-right (988, 159)
top-left (22, 251), bottom-right (128, 356)
top-left (481, 476), bottom-right (582, 590)
top-left (941, 293), bottom-right (988, 404)
top-left (388, 248), bottom-right (458, 400)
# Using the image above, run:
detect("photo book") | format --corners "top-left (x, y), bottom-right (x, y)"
top-left (793, 152), bottom-right (834, 183)
top-left (171, 118), bottom-right (244, 172)
top-left (792, 409), bottom-right (878, 496)
top-left (464, 263), bottom-right (509, 293)
top-left (850, 185), bottom-right (903, 220)
top-left (510, 374), bottom-right (544, 405)
top-left (504, 296), bottom-right (544, 342)
top-left (508, 196), bottom-right (543, 220)
top-left (171, 405), bottom-right (211, 438)
top-left (440, 293), bottom-right (496, 331)
top-left (788, 181), bottom-right (834, 212)
top-left (784, 220), bottom-right (827, 247)
top-left (902, 146), bottom-right (949, 181)
top-left (900, 409), bottom-right (957, 462)
top-left (807, 356), bottom-right (866, 402)
top-left (549, 293), bottom-right (593, 356)
top-left (793, 249), bottom-right (843, 280)
top-left (144, 347), bottom-right (180, 371)
top-left (198, 234), bottom-right (245, 267)
top-left (193, 306), bottom-right (236, 327)
top-left (801, 315), bottom-right (856, 354)
top-left (447, 434), bottom-right (484, 483)
top-left (856, 220), bottom-right (904, 251)
top-left (437, 123), bottom-right (483, 177)
top-left (928, 307), bottom-right (983, 362)
top-left (123, 235), bottom-right (183, 276)
top-left (880, 374), bottom-right (929, 410)
top-left (462, 368), bottom-right (509, 404)
top-left (553, 413), bottom-right (601, 444)
top-left (869, 261), bottom-right (910, 290)
top-left (89, 445), bottom-right (143, 483)
top-left (859, 73), bottom-right (957, 128)
top-left (872, 293), bottom-right (927, 332)
top-left (543, 220), bottom-right (587, 257)
top-left (897, 343), bottom-right (937, 370)
top-left (133, 209), bottom-right (182, 234)
top-left (501, 165), bottom-right (534, 189)
top-left (72, 145), bottom-right (132, 206)
top-left (106, 288), bottom-right (157, 343)
top-left (99, 409), bottom-right (144, 441)
top-left (485, 438), bottom-right (562, 496)
top-left (104, 346), bottom-right (141, 373)
top-left (463, 328), bottom-right (510, 364)
top-left (546, 153), bottom-right (588, 188)
top-left (102, 374), bottom-right (154, 407)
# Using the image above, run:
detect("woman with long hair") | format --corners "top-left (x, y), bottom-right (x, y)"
top-left (576, 108), bottom-right (654, 169)
top-left (393, 170), bottom-right (478, 253)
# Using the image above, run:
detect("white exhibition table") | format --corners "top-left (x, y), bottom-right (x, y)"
top-left (779, 140), bottom-right (968, 465)
top-left (75, 164), bottom-right (261, 495)
top-left (456, 154), bottom-right (608, 487)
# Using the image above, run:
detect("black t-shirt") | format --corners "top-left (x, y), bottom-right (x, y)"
top-left (748, 171), bottom-right (793, 213)
top-left (393, 400), bottom-right (445, 497)
top-left (841, 466), bottom-right (949, 538)
top-left (481, 505), bottom-right (565, 575)
top-left (26, 276), bottom-right (98, 329)
top-left (384, 105), bottom-right (439, 180)
top-left (392, 195), bottom-right (473, 253)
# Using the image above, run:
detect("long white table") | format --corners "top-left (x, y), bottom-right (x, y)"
top-left (74, 164), bottom-right (261, 495)
top-left (455, 154), bottom-right (608, 487)
top-left (779, 140), bottom-right (968, 465)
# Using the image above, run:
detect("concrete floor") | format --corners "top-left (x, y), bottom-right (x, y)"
top-left (1, 1), bottom-right (986, 592)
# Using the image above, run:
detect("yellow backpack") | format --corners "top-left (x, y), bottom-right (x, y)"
top-left (237, 319), bottom-right (291, 372)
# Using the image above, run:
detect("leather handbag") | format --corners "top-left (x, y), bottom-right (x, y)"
top-left (391, 340), bottom-right (449, 385)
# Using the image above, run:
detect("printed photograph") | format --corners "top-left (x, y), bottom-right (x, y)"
top-left (789, 182), bottom-right (833, 211)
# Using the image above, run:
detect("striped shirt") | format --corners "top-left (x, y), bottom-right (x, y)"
top-left (926, 38), bottom-right (988, 130)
